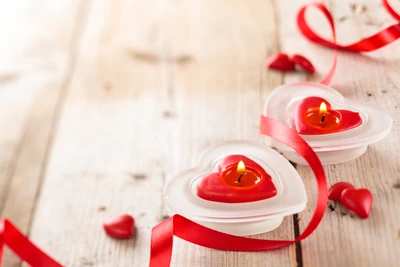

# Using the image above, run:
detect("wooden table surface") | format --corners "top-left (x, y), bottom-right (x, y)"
top-left (1, 0), bottom-right (399, 266)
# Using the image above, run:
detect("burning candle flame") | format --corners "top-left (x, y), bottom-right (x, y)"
top-left (237, 161), bottom-right (245, 173)
top-left (319, 102), bottom-right (327, 115)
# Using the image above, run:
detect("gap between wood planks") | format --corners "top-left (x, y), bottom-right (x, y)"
top-left (1, 0), bottom-right (303, 265)
top-left (289, 161), bottom-right (304, 267)
top-left (1, 1), bottom-right (93, 266)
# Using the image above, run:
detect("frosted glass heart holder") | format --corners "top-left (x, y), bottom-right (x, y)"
top-left (262, 82), bottom-right (392, 165)
top-left (164, 141), bottom-right (306, 236)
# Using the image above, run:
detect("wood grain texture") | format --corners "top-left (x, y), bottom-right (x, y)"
top-left (27, 0), bottom-right (298, 266)
top-left (2, 0), bottom-right (399, 266)
top-left (0, 0), bottom-right (87, 266)
top-left (166, 0), bottom-right (297, 266)
top-left (276, 0), bottom-right (400, 266)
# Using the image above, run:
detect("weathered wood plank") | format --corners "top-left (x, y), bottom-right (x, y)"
top-left (276, 0), bottom-right (400, 266)
top-left (0, 0), bottom-right (87, 266)
top-left (7, 0), bottom-right (399, 265)
top-left (169, 0), bottom-right (297, 266)
top-left (29, 0), bottom-right (297, 266)
top-left (28, 0), bottom-right (183, 265)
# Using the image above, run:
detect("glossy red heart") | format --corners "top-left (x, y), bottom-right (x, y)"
top-left (103, 214), bottom-right (135, 239)
top-left (197, 155), bottom-right (277, 203)
top-left (328, 182), bottom-right (355, 202)
top-left (293, 96), bottom-right (363, 135)
top-left (341, 188), bottom-right (373, 219)
top-left (266, 53), bottom-right (295, 71)
top-left (292, 54), bottom-right (315, 73)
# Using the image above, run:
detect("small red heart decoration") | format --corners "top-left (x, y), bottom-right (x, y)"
top-left (293, 96), bottom-right (363, 135)
top-left (197, 155), bottom-right (277, 203)
top-left (292, 54), bottom-right (315, 73)
top-left (103, 214), bottom-right (135, 239)
top-left (328, 182), bottom-right (355, 202)
top-left (266, 53), bottom-right (295, 71)
top-left (341, 188), bottom-right (373, 219)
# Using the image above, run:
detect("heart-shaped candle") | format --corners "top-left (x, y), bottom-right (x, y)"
top-left (164, 141), bottom-right (306, 236)
top-left (197, 155), bottom-right (277, 203)
top-left (293, 96), bottom-right (362, 135)
top-left (262, 83), bottom-right (392, 165)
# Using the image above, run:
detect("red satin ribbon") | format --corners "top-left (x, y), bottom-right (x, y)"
top-left (1, 2), bottom-right (399, 267)
top-left (149, 116), bottom-right (328, 267)
top-left (150, 3), bottom-right (400, 265)
top-left (297, 0), bottom-right (400, 85)
top-left (0, 219), bottom-right (63, 266)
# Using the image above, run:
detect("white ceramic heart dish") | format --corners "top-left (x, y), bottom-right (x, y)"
top-left (262, 82), bottom-right (393, 165)
top-left (164, 141), bottom-right (307, 236)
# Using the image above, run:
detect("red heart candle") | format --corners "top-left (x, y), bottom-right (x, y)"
top-left (293, 96), bottom-right (362, 135)
top-left (165, 141), bottom-right (307, 235)
top-left (263, 83), bottom-right (392, 165)
top-left (197, 155), bottom-right (277, 203)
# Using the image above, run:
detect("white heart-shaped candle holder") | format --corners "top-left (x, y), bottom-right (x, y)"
top-left (164, 141), bottom-right (307, 236)
top-left (262, 82), bottom-right (392, 165)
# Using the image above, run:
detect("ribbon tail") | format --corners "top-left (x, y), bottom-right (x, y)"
top-left (382, 0), bottom-right (400, 21)
top-left (0, 219), bottom-right (63, 267)
top-left (150, 216), bottom-right (174, 267)
top-left (0, 220), bottom-right (4, 265)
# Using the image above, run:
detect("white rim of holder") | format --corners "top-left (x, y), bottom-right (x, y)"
top-left (164, 141), bottom-right (307, 230)
top-left (262, 82), bottom-right (392, 153)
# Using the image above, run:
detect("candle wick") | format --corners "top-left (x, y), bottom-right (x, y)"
top-left (237, 173), bottom-right (245, 183)
top-left (320, 115), bottom-right (325, 123)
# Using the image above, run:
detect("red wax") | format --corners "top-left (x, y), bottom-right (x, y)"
top-left (293, 96), bottom-right (362, 135)
top-left (305, 107), bottom-right (342, 132)
top-left (220, 164), bottom-right (262, 188)
top-left (197, 155), bottom-right (277, 203)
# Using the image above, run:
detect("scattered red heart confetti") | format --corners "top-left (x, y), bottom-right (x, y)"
top-left (103, 214), bottom-right (135, 238)
top-left (292, 54), bottom-right (315, 73)
top-left (328, 182), bottom-right (355, 202)
top-left (265, 52), bottom-right (295, 71)
top-left (341, 188), bottom-right (373, 219)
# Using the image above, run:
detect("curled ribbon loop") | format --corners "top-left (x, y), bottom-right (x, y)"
top-left (383, 0), bottom-right (400, 21)
top-left (0, 219), bottom-right (63, 266)
top-left (297, 0), bottom-right (400, 85)
top-left (2, 2), bottom-right (399, 267)
top-left (149, 116), bottom-right (328, 267)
